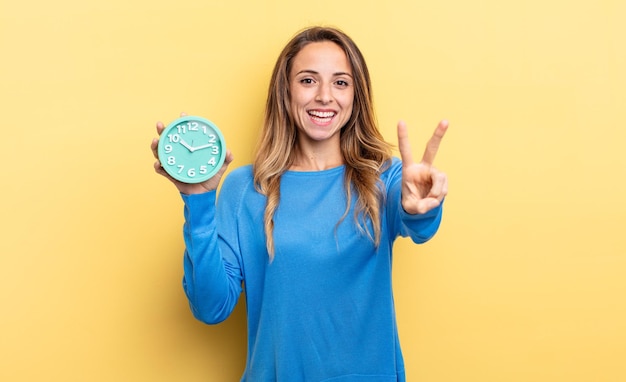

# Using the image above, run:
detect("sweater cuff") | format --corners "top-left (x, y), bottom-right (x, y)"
top-left (399, 199), bottom-right (444, 221)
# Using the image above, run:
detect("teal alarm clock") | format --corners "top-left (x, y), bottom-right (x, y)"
top-left (157, 116), bottom-right (227, 183)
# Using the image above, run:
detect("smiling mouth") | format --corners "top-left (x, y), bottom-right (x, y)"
top-left (308, 110), bottom-right (336, 124)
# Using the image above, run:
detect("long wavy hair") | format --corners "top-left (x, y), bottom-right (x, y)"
top-left (253, 26), bottom-right (392, 259)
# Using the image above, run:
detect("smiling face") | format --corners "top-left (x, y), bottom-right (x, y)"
top-left (289, 41), bottom-right (355, 149)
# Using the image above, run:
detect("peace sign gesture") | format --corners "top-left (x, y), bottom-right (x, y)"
top-left (397, 120), bottom-right (449, 214)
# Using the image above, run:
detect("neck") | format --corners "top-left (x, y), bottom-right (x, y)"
top-left (290, 146), bottom-right (343, 171)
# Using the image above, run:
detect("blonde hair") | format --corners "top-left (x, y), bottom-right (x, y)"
top-left (253, 26), bottom-right (392, 259)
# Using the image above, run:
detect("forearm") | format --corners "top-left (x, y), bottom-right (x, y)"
top-left (181, 191), bottom-right (242, 324)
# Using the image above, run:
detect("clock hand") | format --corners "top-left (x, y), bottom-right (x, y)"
top-left (192, 143), bottom-right (214, 151)
top-left (179, 139), bottom-right (195, 152)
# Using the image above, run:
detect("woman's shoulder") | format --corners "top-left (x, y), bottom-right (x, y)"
top-left (222, 164), bottom-right (254, 189)
top-left (217, 165), bottom-right (258, 208)
top-left (380, 157), bottom-right (402, 180)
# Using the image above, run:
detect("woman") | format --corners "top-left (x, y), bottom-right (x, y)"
top-left (152, 26), bottom-right (448, 382)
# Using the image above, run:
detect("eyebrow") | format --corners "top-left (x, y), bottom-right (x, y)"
top-left (295, 69), bottom-right (353, 78)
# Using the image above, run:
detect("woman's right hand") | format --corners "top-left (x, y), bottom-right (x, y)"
top-left (151, 118), bottom-right (234, 195)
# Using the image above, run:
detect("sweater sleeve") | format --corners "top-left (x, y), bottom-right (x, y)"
top-left (180, 188), bottom-right (243, 324)
top-left (385, 158), bottom-right (444, 244)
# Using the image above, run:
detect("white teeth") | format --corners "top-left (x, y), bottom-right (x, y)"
top-left (308, 111), bottom-right (335, 118)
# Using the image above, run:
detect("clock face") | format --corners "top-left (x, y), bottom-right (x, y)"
top-left (157, 116), bottom-right (226, 183)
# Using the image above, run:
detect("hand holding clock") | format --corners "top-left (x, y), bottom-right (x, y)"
top-left (151, 115), bottom-right (234, 195)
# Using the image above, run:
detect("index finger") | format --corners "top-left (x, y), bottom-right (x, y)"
top-left (397, 120), bottom-right (414, 165)
top-left (156, 121), bottom-right (165, 135)
top-left (421, 120), bottom-right (449, 165)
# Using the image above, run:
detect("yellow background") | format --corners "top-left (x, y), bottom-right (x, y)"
top-left (1, 0), bottom-right (624, 380)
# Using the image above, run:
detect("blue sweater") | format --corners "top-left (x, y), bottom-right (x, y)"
top-left (181, 158), bottom-right (443, 381)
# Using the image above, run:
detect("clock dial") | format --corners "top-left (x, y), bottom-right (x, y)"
top-left (157, 116), bottom-right (226, 183)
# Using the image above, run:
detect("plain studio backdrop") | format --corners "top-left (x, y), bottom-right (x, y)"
top-left (1, 0), bottom-right (624, 381)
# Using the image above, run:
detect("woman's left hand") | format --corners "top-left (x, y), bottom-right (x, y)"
top-left (397, 120), bottom-right (449, 214)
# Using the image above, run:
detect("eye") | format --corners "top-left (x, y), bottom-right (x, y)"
top-left (335, 79), bottom-right (350, 87)
top-left (299, 78), bottom-right (315, 85)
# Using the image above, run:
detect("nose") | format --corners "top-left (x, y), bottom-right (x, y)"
top-left (315, 83), bottom-right (333, 104)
